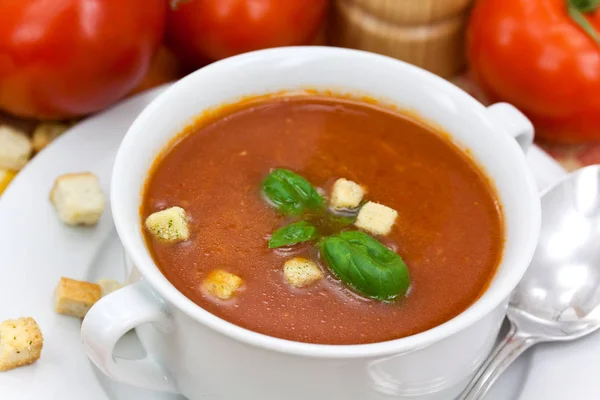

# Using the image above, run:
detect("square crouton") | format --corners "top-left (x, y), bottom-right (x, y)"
top-left (145, 206), bottom-right (190, 243)
top-left (0, 169), bottom-right (16, 196)
top-left (202, 270), bottom-right (243, 300)
top-left (54, 277), bottom-right (102, 318)
top-left (32, 122), bottom-right (69, 153)
top-left (283, 257), bottom-right (323, 288)
top-left (50, 173), bottom-right (106, 226)
top-left (97, 279), bottom-right (123, 297)
top-left (0, 125), bottom-right (32, 171)
top-left (0, 317), bottom-right (43, 371)
top-left (330, 178), bottom-right (365, 209)
top-left (355, 201), bottom-right (398, 236)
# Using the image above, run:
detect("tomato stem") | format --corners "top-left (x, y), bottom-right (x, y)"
top-left (567, 0), bottom-right (600, 45)
top-left (570, 0), bottom-right (600, 12)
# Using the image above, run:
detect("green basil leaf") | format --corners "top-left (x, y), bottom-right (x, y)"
top-left (262, 168), bottom-right (324, 215)
top-left (321, 231), bottom-right (410, 301)
top-left (328, 214), bottom-right (357, 227)
top-left (268, 221), bottom-right (317, 248)
top-left (307, 214), bottom-right (357, 236)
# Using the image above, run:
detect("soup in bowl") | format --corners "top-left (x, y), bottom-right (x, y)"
top-left (141, 94), bottom-right (503, 345)
top-left (82, 47), bottom-right (540, 400)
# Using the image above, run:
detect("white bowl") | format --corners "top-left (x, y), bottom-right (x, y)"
top-left (82, 46), bottom-right (540, 400)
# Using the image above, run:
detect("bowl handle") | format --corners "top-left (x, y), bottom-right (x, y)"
top-left (486, 102), bottom-right (567, 192)
top-left (81, 280), bottom-right (178, 393)
top-left (486, 103), bottom-right (534, 152)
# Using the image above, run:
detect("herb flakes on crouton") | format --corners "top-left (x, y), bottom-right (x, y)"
top-left (283, 257), bottom-right (323, 287)
top-left (0, 317), bottom-right (43, 372)
top-left (202, 270), bottom-right (243, 300)
top-left (54, 277), bottom-right (102, 318)
top-left (145, 206), bottom-right (190, 243)
top-left (355, 201), bottom-right (398, 236)
top-left (50, 172), bottom-right (106, 226)
top-left (330, 178), bottom-right (365, 209)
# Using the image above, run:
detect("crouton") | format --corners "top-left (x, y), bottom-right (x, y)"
top-left (355, 201), bottom-right (398, 236)
top-left (0, 169), bottom-right (16, 196)
top-left (0, 317), bottom-right (43, 371)
top-left (32, 122), bottom-right (69, 153)
top-left (283, 257), bottom-right (323, 287)
top-left (145, 206), bottom-right (190, 243)
top-left (0, 125), bottom-right (32, 171)
top-left (97, 279), bottom-right (123, 297)
top-left (54, 277), bottom-right (102, 318)
top-left (50, 173), bottom-right (106, 226)
top-left (330, 178), bottom-right (365, 209)
top-left (202, 270), bottom-right (243, 300)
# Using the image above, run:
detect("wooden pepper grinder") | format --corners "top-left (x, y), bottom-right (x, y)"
top-left (328, 0), bottom-right (474, 78)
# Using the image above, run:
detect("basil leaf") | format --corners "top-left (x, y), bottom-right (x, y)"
top-left (305, 213), bottom-right (357, 236)
top-left (328, 214), bottom-right (356, 228)
top-left (262, 169), bottom-right (324, 215)
top-left (268, 221), bottom-right (317, 248)
top-left (321, 231), bottom-right (410, 301)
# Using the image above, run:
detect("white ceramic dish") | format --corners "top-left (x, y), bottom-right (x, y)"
top-left (85, 47), bottom-right (543, 400)
top-left (0, 86), bottom-right (596, 400)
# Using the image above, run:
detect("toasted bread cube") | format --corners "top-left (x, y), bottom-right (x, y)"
top-left (54, 277), bottom-right (102, 318)
top-left (50, 173), bottom-right (106, 226)
top-left (97, 279), bottom-right (123, 297)
top-left (145, 206), bottom-right (190, 243)
top-left (0, 125), bottom-right (32, 171)
top-left (32, 122), bottom-right (69, 153)
top-left (0, 317), bottom-right (43, 371)
top-left (330, 178), bottom-right (365, 209)
top-left (355, 201), bottom-right (398, 236)
top-left (0, 169), bottom-right (16, 196)
top-left (283, 257), bottom-right (323, 288)
top-left (202, 270), bottom-right (243, 300)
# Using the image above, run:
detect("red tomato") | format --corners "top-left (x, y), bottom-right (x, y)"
top-left (467, 0), bottom-right (600, 143)
top-left (0, 0), bottom-right (167, 119)
top-left (167, 0), bottom-right (328, 66)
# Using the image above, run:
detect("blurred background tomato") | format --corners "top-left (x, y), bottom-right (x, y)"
top-left (468, 0), bottom-right (600, 143)
top-left (166, 0), bottom-right (328, 67)
top-left (0, 0), bottom-right (167, 119)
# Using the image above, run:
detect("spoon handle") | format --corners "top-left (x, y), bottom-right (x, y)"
top-left (458, 322), bottom-right (540, 400)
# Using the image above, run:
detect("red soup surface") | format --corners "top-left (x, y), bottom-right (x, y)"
top-left (142, 95), bottom-right (503, 345)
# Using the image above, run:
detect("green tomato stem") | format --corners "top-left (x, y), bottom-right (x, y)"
top-left (567, 0), bottom-right (600, 45)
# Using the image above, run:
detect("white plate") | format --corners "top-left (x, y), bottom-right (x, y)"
top-left (0, 86), bottom-right (596, 400)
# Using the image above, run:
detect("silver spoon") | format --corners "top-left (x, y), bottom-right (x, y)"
top-left (459, 165), bottom-right (600, 400)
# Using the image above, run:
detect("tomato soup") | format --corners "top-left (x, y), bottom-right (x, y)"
top-left (141, 95), bottom-right (503, 345)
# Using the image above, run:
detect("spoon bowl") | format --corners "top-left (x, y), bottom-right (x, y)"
top-left (460, 165), bottom-right (600, 399)
top-left (510, 165), bottom-right (600, 340)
